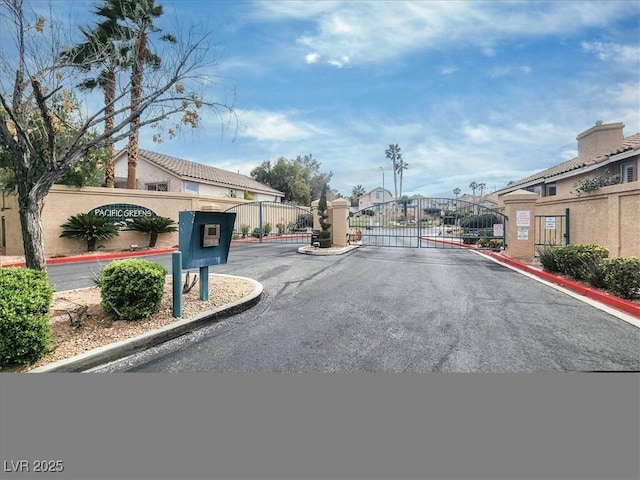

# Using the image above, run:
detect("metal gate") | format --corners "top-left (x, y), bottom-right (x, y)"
top-left (534, 208), bottom-right (570, 248)
top-left (349, 197), bottom-right (507, 249)
top-left (225, 201), bottom-right (314, 244)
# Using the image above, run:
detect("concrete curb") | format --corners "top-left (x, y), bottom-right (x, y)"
top-left (2, 247), bottom-right (179, 268)
top-left (297, 244), bottom-right (361, 255)
top-left (29, 275), bottom-right (263, 373)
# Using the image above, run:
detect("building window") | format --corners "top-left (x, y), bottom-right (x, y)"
top-left (185, 182), bottom-right (199, 193)
top-left (546, 183), bottom-right (556, 196)
top-left (527, 185), bottom-right (542, 196)
top-left (146, 183), bottom-right (168, 191)
top-left (375, 190), bottom-right (383, 200)
top-left (621, 162), bottom-right (635, 183)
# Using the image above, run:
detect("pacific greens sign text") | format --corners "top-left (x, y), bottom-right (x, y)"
top-left (90, 204), bottom-right (156, 231)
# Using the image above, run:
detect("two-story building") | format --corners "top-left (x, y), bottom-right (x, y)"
top-left (356, 187), bottom-right (394, 211)
top-left (496, 122), bottom-right (638, 198)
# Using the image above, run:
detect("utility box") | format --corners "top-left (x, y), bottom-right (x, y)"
top-left (179, 211), bottom-right (236, 269)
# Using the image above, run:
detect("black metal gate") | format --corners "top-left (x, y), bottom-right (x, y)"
top-left (534, 208), bottom-right (570, 248)
top-left (349, 197), bottom-right (507, 249)
top-left (225, 201), bottom-right (313, 244)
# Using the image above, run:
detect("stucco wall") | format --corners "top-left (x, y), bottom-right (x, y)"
top-left (504, 182), bottom-right (639, 258)
top-left (4, 185), bottom-right (246, 257)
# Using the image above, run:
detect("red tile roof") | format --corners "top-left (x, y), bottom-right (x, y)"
top-left (138, 149), bottom-right (284, 196)
top-left (500, 131), bottom-right (640, 191)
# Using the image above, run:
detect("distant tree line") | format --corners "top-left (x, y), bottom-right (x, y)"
top-left (250, 154), bottom-right (340, 205)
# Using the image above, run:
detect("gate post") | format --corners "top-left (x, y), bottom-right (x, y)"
top-left (311, 200), bottom-right (321, 231)
top-left (329, 198), bottom-right (350, 247)
top-left (502, 189), bottom-right (538, 263)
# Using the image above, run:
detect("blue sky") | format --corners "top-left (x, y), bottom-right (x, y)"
top-left (22, 1), bottom-right (640, 198)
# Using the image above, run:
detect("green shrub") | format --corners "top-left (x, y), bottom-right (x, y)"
top-left (100, 259), bottom-right (167, 321)
top-left (60, 212), bottom-right (118, 251)
top-left (461, 234), bottom-right (479, 245)
top-left (603, 257), bottom-right (640, 299)
top-left (263, 222), bottom-right (272, 236)
top-left (552, 244), bottom-right (609, 281)
top-left (536, 245), bottom-right (560, 272)
top-left (317, 230), bottom-right (331, 248)
top-left (0, 268), bottom-right (53, 367)
top-left (128, 216), bottom-right (178, 248)
top-left (459, 214), bottom-right (499, 229)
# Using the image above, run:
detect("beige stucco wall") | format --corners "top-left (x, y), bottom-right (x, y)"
top-left (500, 181), bottom-right (639, 258)
top-left (4, 185), bottom-right (246, 257)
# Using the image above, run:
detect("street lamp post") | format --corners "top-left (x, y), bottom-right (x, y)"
top-left (379, 166), bottom-right (385, 199)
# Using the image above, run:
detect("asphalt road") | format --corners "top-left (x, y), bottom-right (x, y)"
top-left (62, 243), bottom-right (640, 373)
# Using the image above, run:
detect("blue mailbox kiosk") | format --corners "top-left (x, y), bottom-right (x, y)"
top-left (173, 210), bottom-right (236, 317)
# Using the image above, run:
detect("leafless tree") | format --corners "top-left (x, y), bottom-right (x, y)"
top-left (0, 0), bottom-right (236, 270)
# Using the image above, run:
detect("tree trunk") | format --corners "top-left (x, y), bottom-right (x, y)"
top-left (149, 232), bottom-right (158, 248)
top-left (104, 69), bottom-right (116, 188)
top-left (127, 132), bottom-right (139, 189)
top-left (17, 192), bottom-right (47, 271)
top-left (127, 29), bottom-right (146, 190)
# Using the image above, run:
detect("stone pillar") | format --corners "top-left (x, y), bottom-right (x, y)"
top-left (502, 189), bottom-right (538, 262)
top-left (311, 199), bottom-right (321, 231)
top-left (329, 198), bottom-right (351, 247)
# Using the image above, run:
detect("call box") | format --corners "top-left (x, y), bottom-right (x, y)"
top-left (179, 211), bottom-right (236, 269)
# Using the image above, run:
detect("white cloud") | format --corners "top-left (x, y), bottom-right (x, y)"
top-left (305, 53), bottom-right (319, 64)
top-left (581, 41), bottom-right (640, 71)
top-left (439, 65), bottom-right (459, 75)
top-left (236, 109), bottom-right (324, 141)
top-left (254, 1), bottom-right (630, 68)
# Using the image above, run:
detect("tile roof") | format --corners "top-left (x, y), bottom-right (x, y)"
top-left (138, 149), bottom-right (284, 196)
top-left (500, 131), bottom-right (640, 191)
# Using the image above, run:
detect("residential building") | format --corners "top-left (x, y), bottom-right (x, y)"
top-left (496, 122), bottom-right (639, 198)
top-left (357, 187), bottom-right (393, 210)
top-left (113, 149), bottom-right (284, 202)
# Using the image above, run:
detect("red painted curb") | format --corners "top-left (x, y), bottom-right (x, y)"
top-left (1, 247), bottom-right (178, 268)
top-left (479, 251), bottom-right (640, 319)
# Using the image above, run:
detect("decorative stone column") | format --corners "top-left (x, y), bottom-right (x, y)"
top-left (502, 189), bottom-right (538, 262)
top-left (311, 199), bottom-right (321, 231)
top-left (329, 198), bottom-right (351, 247)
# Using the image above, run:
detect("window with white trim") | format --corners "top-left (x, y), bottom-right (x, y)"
top-left (621, 162), bottom-right (635, 183)
top-left (146, 183), bottom-right (168, 191)
top-left (185, 182), bottom-right (199, 193)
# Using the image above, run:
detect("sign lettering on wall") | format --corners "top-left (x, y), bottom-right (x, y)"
top-left (90, 204), bottom-right (156, 231)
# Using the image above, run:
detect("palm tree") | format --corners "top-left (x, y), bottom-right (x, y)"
top-left (102, 0), bottom-right (176, 189)
top-left (60, 213), bottom-right (119, 251)
top-left (453, 187), bottom-right (461, 201)
top-left (469, 181), bottom-right (478, 197)
top-left (385, 144), bottom-right (402, 199)
top-left (478, 182), bottom-right (486, 197)
top-left (397, 158), bottom-right (408, 198)
top-left (351, 184), bottom-right (366, 206)
top-left (128, 216), bottom-right (177, 247)
top-left (63, 9), bottom-right (131, 188)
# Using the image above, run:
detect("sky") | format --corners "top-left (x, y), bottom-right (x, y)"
top-left (10, 0), bottom-right (640, 199)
